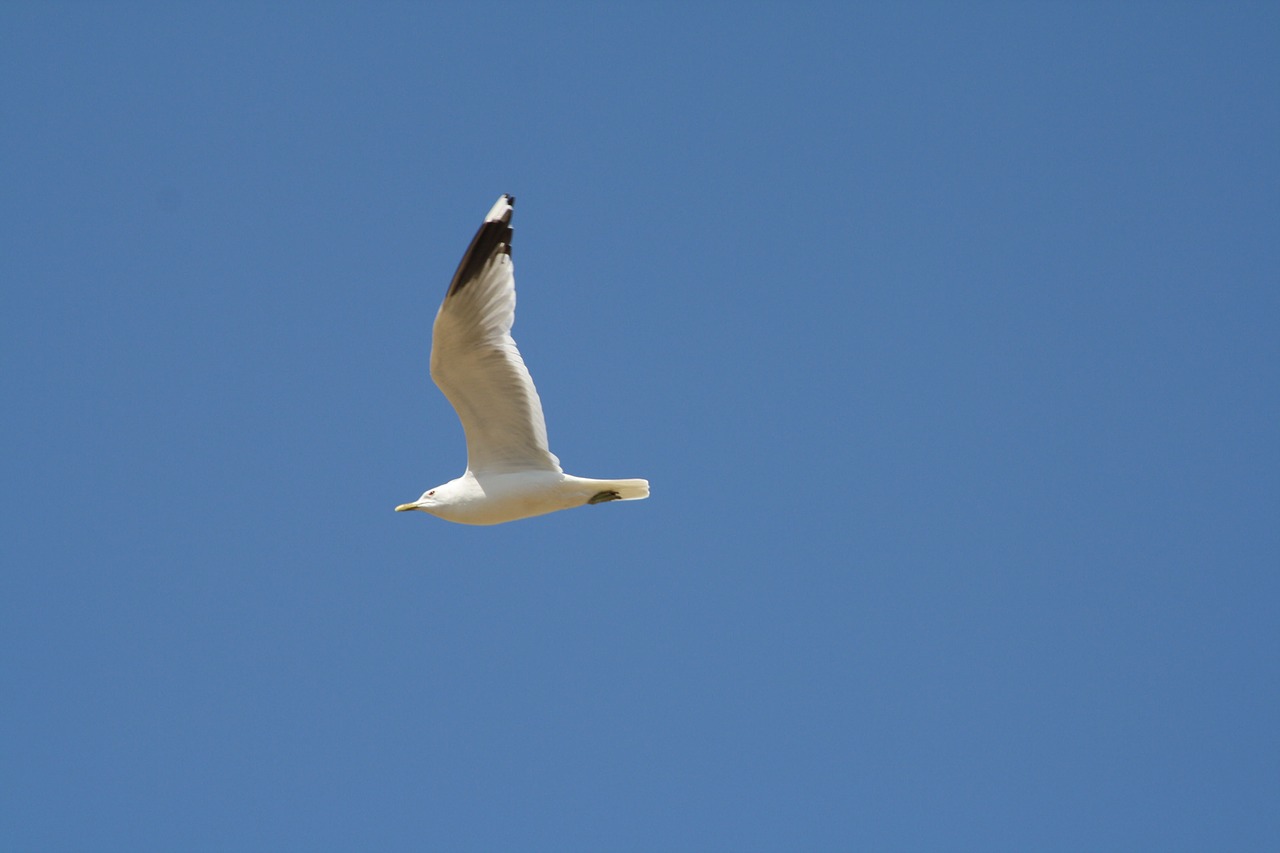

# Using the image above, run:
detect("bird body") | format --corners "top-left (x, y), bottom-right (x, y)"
top-left (395, 195), bottom-right (649, 525)
top-left (396, 471), bottom-right (650, 526)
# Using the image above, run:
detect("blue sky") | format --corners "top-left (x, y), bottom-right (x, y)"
top-left (2, 2), bottom-right (1277, 850)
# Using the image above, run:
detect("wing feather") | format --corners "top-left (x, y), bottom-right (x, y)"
top-left (429, 195), bottom-right (562, 475)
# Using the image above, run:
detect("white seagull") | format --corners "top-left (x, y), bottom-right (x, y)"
top-left (395, 195), bottom-right (649, 525)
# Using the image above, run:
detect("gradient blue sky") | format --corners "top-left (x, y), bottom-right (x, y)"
top-left (3, 3), bottom-right (1278, 850)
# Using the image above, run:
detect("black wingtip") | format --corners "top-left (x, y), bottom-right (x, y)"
top-left (445, 196), bottom-right (515, 298)
top-left (484, 194), bottom-right (515, 224)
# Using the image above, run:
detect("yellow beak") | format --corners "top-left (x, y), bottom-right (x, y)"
top-left (394, 503), bottom-right (418, 512)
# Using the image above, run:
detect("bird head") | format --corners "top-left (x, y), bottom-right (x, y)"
top-left (395, 487), bottom-right (442, 514)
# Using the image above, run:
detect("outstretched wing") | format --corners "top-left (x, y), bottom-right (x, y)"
top-left (429, 195), bottom-right (562, 475)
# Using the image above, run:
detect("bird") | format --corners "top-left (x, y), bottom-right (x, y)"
top-left (395, 195), bottom-right (650, 525)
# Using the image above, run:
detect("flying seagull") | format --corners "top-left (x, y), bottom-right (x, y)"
top-left (395, 195), bottom-right (649, 525)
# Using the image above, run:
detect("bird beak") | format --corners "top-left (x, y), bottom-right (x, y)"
top-left (394, 503), bottom-right (418, 512)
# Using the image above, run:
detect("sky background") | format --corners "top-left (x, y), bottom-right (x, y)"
top-left (2, 2), bottom-right (1278, 850)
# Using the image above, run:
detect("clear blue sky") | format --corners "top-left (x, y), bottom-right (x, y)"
top-left (3, 3), bottom-right (1277, 850)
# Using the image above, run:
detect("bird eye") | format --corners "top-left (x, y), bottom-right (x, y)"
top-left (428, 490), bottom-right (435, 496)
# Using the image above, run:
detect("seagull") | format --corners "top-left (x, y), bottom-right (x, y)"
top-left (395, 195), bottom-right (649, 525)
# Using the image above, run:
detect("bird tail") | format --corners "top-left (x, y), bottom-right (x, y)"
top-left (580, 477), bottom-right (650, 504)
top-left (607, 479), bottom-right (650, 501)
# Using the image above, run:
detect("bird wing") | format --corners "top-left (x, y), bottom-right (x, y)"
top-left (429, 195), bottom-right (562, 475)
